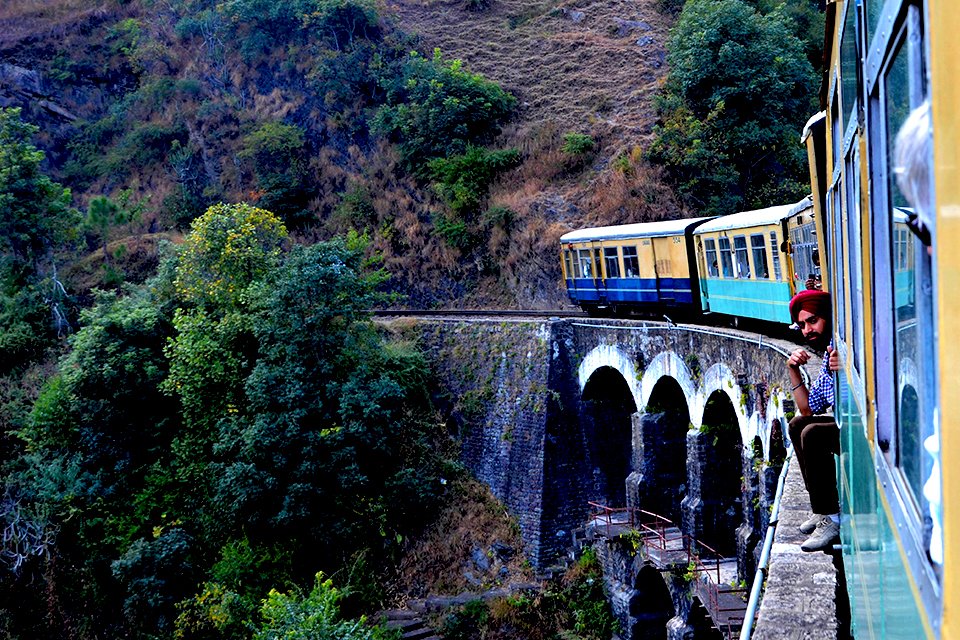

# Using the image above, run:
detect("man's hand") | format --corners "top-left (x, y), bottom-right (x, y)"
top-left (787, 348), bottom-right (810, 369)
top-left (827, 345), bottom-right (841, 372)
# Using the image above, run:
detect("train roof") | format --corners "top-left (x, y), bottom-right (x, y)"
top-left (559, 217), bottom-right (714, 243)
top-left (694, 198), bottom-right (814, 234)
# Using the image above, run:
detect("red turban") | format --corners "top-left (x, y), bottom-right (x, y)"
top-left (789, 289), bottom-right (831, 323)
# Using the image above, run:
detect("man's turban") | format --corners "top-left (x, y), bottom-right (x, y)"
top-left (789, 289), bottom-right (832, 324)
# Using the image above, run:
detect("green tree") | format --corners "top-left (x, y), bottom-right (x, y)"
top-left (0, 109), bottom-right (76, 277)
top-left (165, 203), bottom-right (287, 495)
top-left (372, 49), bottom-right (516, 172)
top-left (239, 122), bottom-right (314, 227)
top-left (648, 0), bottom-right (816, 214)
top-left (172, 202), bottom-right (287, 311)
top-left (84, 190), bottom-right (145, 267)
top-left (0, 108), bottom-right (78, 370)
top-left (211, 237), bottom-right (442, 569)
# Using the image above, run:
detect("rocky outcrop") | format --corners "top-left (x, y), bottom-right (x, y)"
top-left (0, 62), bottom-right (77, 120)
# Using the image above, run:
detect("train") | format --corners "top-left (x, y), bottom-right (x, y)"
top-left (813, 0), bottom-right (952, 638)
top-left (559, 197), bottom-right (819, 323)
top-left (563, 1), bottom-right (957, 637)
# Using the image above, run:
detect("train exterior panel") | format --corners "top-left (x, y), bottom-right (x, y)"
top-left (692, 200), bottom-right (808, 324)
top-left (807, 0), bottom-right (951, 637)
top-left (559, 218), bottom-right (712, 314)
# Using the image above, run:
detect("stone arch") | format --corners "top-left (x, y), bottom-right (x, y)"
top-left (696, 363), bottom-right (750, 446)
top-left (581, 365), bottom-right (639, 508)
top-left (762, 391), bottom-right (790, 459)
top-left (629, 565), bottom-right (674, 640)
top-left (638, 351), bottom-right (697, 416)
top-left (628, 376), bottom-right (689, 523)
top-left (685, 390), bottom-right (743, 557)
top-left (578, 344), bottom-right (642, 409)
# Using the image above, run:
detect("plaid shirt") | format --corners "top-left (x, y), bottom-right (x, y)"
top-left (807, 341), bottom-right (835, 415)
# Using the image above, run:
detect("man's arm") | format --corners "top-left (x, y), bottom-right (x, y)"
top-left (787, 348), bottom-right (813, 416)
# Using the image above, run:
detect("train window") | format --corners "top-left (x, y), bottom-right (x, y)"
top-left (750, 234), bottom-right (769, 279)
top-left (623, 246), bottom-right (639, 278)
top-left (704, 239), bottom-right (719, 277)
top-left (846, 146), bottom-right (864, 376)
top-left (718, 237), bottom-right (734, 278)
top-left (769, 232), bottom-right (782, 281)
top-left (578, 249), bottom-right (593, 278)
top-left (604, 248), bottom-right (620, 278)
top-left (840, 0), bottom-right (858, 129)
top-left (886, 76), bottom-right (930, 512)
top-left (733, 235), bottom-right (750, 278)
top-left (831, 184), bottom-right (846, 339)
top-left (594, 249), bottom-right (603, 278)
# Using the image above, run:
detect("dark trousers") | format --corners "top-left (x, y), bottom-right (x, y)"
top-left (788, 414), bottom-right (840, 515)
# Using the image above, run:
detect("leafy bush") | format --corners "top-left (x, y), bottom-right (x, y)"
top-left (105, 121), bottom-right (189, 175)
top-left (334, 183), bottom-right (377, 227)
top-left (112, 528), bottom-right (198, 634)
top-left (372, 49), bottom-right (516, 172)
top-left (428, 146), bottom-right (521, 218)
top-left (561, 132), bottom-right (595, 156)
top-left (254, 573), bottom-right (393, 640)
top-left (648, 0), bottom-right (816, 214)
top-left (218, 0), bottom-right (381, 58)
top-left (433, 214), bottom-right (477, 250)
top-left (442, 599), bottom-right (490, 640)
top-left (239, 121), bottom-right (313, 226)
top-left (481, 205), bottom-right (515, 231)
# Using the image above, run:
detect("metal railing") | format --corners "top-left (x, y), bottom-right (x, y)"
top-left (585, 502), bottom-right (749, 640)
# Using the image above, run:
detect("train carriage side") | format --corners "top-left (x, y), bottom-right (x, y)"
top-left (804, 0), bottom-right (955, 637)
top-left (560, 218), bottom-right (712, 316)
top-left (692, 200), bottom-right (809, 324)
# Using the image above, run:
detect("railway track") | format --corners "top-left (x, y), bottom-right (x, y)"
top-left (371, 308), bottom-right (588, 319)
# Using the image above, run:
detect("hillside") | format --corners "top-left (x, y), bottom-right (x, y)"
top-left (0, 0), bottom-right (682, 309)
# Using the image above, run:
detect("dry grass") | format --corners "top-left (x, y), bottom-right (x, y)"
top-left (389, 0), bottom-right (672, 146)
top-left (0, 1), bottom-right (114, 51)
top-left (62, 232), bottom-right (180, 294)
top-left (387, 476), bottom-right (537, 602)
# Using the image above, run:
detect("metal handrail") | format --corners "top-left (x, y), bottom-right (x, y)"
top-left (586, 502), bottom-right (750, 640)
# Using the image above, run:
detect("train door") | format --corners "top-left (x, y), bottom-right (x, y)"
top-left (639, 238), bottom-right (656, 304)
top-left (592, 243), bottom-right (606, 304)
top-left (651, 236), bottom-right (675, 303)
top-left (696, 237), bottom-right (710, 310)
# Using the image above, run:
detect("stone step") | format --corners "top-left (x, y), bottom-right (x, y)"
top-left (401, 625), bottom-right (435, 640)
top-left (386, 617), bottom-right (426, 632)
top-left (381, 609), bottom-right (419, 620)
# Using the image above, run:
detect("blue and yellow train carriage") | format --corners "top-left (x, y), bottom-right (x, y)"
top-left (559, 218), bottom-right (711, 316)
top-left (692, 199), bottom-right (809, 324)
top-left (802, 0), bottom-right (957, 637)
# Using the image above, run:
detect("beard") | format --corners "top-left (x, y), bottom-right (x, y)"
top-left (805, 331), bottom-right (830, 353)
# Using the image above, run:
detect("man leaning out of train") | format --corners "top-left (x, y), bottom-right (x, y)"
top-left (785, 289), bottom-right (842, 552)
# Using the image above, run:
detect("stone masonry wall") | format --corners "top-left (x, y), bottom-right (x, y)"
top-left (394, 318), bottom-right (558, 567)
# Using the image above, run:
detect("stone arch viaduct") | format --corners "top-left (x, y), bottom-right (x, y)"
top-left (410, 316), bottom-right (806, 576)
